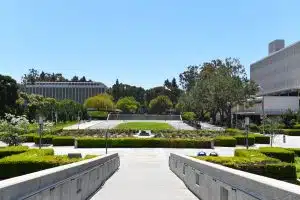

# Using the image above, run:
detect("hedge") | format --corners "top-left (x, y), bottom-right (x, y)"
top-left (249, 123), bottom-right (260, 132)
top-left (282, 129), bottom-right (300, 136)
top-left (21, 133), bottom-right (37, 142)
top-left (77, 138), bottom-right (212, 148)
top-left (52, 136), bottom-right (74, 146)
top-left (214, 136), bottom-right (236, 147)
top-left (285, 148), bottom-right (300, 157)
top-left (234, 135), bottom-right (255, 146)
top-left (250, 134), bottom-right (270, 144)
top-left (198, 151), bottom-right (296, 180)
top-left (0, 146), bottom-right (29, 159)
top-left (225, 128), bottom-right (242, 134)
top-left (0, 149), bottom-right (82, 180)
top-left (33, 135), bottom-right (53, 145)
top-left (259, 147), bottom-right (295, 163)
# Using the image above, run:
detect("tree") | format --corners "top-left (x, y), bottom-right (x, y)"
top-left (262, 117), bottom-right (281, 147)
top-left (116, 96), bottom-right (140, 113)
top-left (22, 68), bottom-right (39, 84)
top-left (179, 65), bottom-right (199, 91)
top-left (148, 95), bottom-right (172, 114)
top-left (79, 76), bottom-right (87, 82)
top-left (0, 75), bottom-right (18, 116)
top-left (71, 76), bottom-right (79, 82)
top-left (84, 94), bottom-right (114, 111)
top-left (281, 109), bottom-right (296, 128)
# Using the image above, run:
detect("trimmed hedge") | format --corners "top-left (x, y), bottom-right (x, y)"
top-left (259, 147), bottom-right (295, 163)
top-left (77, 138), bottom-right (212, 148)
top-left (52, 136), bottom-right (74, 146)
top-left (282, 129), bottom-right (300, 136)
top-left (21, 133), bottom-right (37, 142)
top-left (0, 146), bottom-right (29, 159)
top-left (0, 149), bottom-right (82, 180)
top-left (198, 149), bottom-right (296, 180)
top-left (225, 128), bottom-right (242, 134)
top-left (214, 136), bottom-right (236, 147)
top-left (250, 134), bottom-right (270, 144)
top-left (234, 135), bottom-right (255, 146)
top-left (33, 135), bottom-right (53, 145)
top-left (285, 148), bottom-right (300, 157)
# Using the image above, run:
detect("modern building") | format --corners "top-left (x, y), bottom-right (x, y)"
top-left (22, 82), bottom-right (107, 104)
top-left (232, 40), bottom-right (300, 122)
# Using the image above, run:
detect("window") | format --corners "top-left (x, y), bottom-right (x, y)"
top-left (195, 173), bottom-right (199, 185)
top-left (220, 187), bottom-right (228, 200)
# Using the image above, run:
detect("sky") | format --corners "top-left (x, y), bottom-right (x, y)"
top-left (0, 0), bottom-right (299, 89)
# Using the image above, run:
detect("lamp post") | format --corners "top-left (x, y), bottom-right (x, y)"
top-left (105, 122), bottom-right (110, 154)
top-left (38, 115), bottom-right (44, 149)
top-left (245, 117), bottom-right (250, 149)
top-left (259, 86), bottom-right (265, 134)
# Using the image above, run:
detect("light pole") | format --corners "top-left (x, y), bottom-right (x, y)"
top-left (245, 117), bottom-right (250, 149)
top-left (259, 86), bottom-right (265, 134)
top-left (105, 122), bottom-right (110, 154)
top-left (38, 115), bottom-right (44, 149)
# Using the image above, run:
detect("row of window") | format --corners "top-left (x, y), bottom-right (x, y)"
top-left (26, 87), bottom-right (105, 103)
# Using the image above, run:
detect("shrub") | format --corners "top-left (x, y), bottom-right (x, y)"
top-left (250, 134), bottom-right (270, 144)
top-left (52, 136), bottom-right (74, 146)
top-left (0, 133), bottom-right (23, 146)
top-left (33, 135), bottom-right (53, 145)
top-left (197, 155), bottom-right (296, 180)
top-left (84, 155), bottom-right (99, 159)
top-left (0, 149), bottom-right (80, 180)
top-left (234, 135), bottom-right (255, 146)
top-left (259, 147), bottom-right (295, 163)
top-left (0, 146), bottom-right (29, 159)
top-left (249, 123), bottom-right (259, 132)
top-left (182, 112), bottom-right (196, 121)
top-left (282, 129), bottom-right (300, 136)
top-left (77, 138), bottom-right (212, 148)
top-left (293, 124), bottom-right (300, 129)
top-left (225, 128), bottom-right (242, 134)
top-left (281, 109), bottom-right (297, 128)
top-left (214, 136), bottom-right (236, 147)
top-left (285, 148), bottom-right (300, 157)
top-left (21, 133), bottom-right (37, 142)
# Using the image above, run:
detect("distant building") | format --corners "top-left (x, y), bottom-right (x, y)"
top-left (232, 40), bottom-right (300, 124)
top-left (22, 82), bottom-right (107, 104)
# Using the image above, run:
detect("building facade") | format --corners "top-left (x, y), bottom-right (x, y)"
top-left (251, 40), bottom-right (300, 96)
top-left (23, 82), bottom-right (107, 104)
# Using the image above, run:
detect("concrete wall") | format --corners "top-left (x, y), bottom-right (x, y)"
top-left (169, 153), bottom-right (300, 200)
top-left (0, 153), bottom-right (120, 200)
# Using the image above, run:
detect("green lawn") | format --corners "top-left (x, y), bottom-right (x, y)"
top-left (28, 121), bottom-right (77, 132)
top-left (115, 122), bottom-right (174, 130)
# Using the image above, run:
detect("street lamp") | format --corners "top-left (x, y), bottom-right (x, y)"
top-left (38, 115), bottom-right (44, 149)
top-left (245, 117), bottom-right (250, 149)
top-left (105, 122), bottom-right (110, 154)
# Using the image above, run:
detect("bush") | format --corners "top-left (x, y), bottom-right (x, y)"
top-left (0, 133), bottom-right (23, 146)
top-left (285, 148), bottom-right (300, 157)
top-left (250, 134), bottom-right (270, 144)
top-left (293, 124), bottom-right (300, 129)
top-left (182, 112), bottom-right (196, 121)
top-left (84, 155), bottom-right (99, 159)
top-left (249, 123), bottom-right (259, 132)
top-left (77, 138), bottom-right (212, 148)
top-left (0, 146), bottom-right (29, 159)
top-left (33, 135), bottom-right (53, 145)
top-left (0, 149), bottom-right (81, 180)
top-left (88, 111), bottom-right (108, 120)
top-left (21, 133), bottom-right (37, 142)
top-left (282, 129), bottom-right (300, 136)
top-left (197, 153), bottom-right (296, 180)
top-left (214, 136), bottom-right (236, 147)
top-left (225, 128), bottom-right (242, 134)
top-left (52, 136), bottom-right (74, 146)
top-left (259, 147), bottom-right (295, 163)
top-left (234, 135), bottom-right (255, 146)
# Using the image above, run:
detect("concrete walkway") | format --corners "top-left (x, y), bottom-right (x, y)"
top-left (90, 149), bottom-right (198, 200)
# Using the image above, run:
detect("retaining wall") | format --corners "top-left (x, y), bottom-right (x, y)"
top-left (0, 153), bottom-right (120, 200)
top-left (169, 153), bottom-right (300, 200)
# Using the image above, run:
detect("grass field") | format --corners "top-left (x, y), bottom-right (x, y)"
top-left (115, 122), bottom-right (174, 130)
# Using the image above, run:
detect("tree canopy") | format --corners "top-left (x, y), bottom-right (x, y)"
top-left (0, 75), bottom-right (18, 116)
top-left (148, 95), bottom-right (172, 114)
top-left (116, 96), bottom-right (140, 113)
top-left (84, 94), bottom-right (114, 111)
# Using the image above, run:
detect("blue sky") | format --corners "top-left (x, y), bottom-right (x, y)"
top-left (0, 0), bottom-right (299, 89)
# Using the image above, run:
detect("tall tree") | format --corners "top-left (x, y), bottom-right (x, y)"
top-left (0, 75), bottom-right (18, 116)
top-left (71, 76), bottom-right (79, 82)
top-left (179, 65), bottom-right (199, 91)
top-left (148, 95), bottom-right (172, 114)
top-left (79, 76), bottom-right (87, 82)
top-left (116, 96), bottom-right (140, 113)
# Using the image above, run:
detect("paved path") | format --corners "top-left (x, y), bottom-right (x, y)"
top-left (89, 149), bottom-right (199, 200)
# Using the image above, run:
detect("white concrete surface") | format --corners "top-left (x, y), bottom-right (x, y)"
top-left (170, 153), bottom-right (300, 200)
top-left (63, 120), bottom-right (102, 130)
top-left (0, 153), bottom-right (120, 200)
